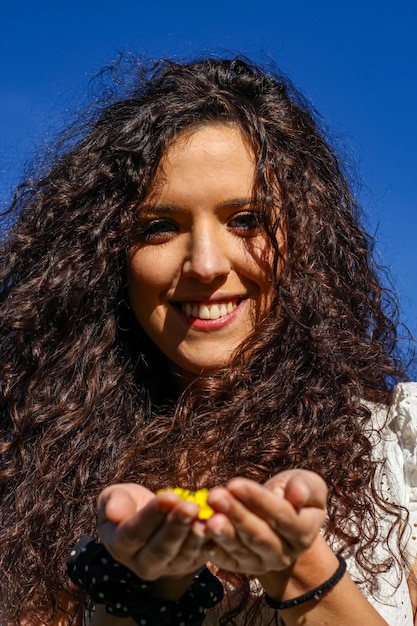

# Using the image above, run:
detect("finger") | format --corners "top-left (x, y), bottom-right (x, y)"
top-left (99, 489), bottom-right (181, 558)
top-left (202, 539), bottom-right (254, 572)
top-left (228, 476), bottom-right (327, 529)
top-left (205, 513), bottom-right (290, 574)
top-left (203, 512), bottom-right (258, 566)
top-left (212, 481), bottom-right (323, 554)
top-left (97, 484), bottom-right (147, 525)
top-left (221, 480), bottom-right (302, 533)
top-left (265, 469), bottom-right (328, 511)
top-left (207, 488), bottom-right (291, 566)
top-left (97, 484), bottom-right (156, 558)
top-left (163, 519), bottom-right (209, 571)
top-left (148, 500), bottom-right (200, 553)
top-left (130, 501), bottom-right (204, 578)
top-left (180, 519), bottom-right (208, 552)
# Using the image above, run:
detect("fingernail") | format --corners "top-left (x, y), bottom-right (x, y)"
top-left (211, 529), bottom-right (224, 540)
top-left (192, 521), bottom-right (206, 537)
top-left (211, 497), bottom-right (230, 514)
top-left (176, 511), bottom-right (194, 524)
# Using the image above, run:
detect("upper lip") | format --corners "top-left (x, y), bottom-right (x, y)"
top-left (171, 295), bottom-right (246, 303)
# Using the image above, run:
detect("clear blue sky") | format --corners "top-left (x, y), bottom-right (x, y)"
top-left (1, 0), bottom-right (416, 340)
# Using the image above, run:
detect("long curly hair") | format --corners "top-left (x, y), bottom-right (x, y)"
top-left (0, 56), bottom-right (412, 624)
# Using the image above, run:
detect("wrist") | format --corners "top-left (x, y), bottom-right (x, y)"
top-left (258, 535), bottom-right (341, 603)
top-left (154, 572), bottom-right (195, 600)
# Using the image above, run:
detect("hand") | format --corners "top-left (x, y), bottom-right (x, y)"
top-left (97, 483), bottom-right (209, 581)
top-left (202, 469), bottom-right (327, 575)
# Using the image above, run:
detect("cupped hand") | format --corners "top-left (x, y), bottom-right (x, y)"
top-left (97, 483), bottom-right (209, 581)
top-left (202, 469), bottom-right (328, 575)
top-left (96, 470), bottom-right (327, 582)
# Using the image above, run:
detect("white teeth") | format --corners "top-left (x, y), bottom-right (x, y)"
top-left (199, 305), bottom-right (211, 319)
top-left (210, 305), bottom-right (221, 319)
top-left (181, 301), bottom-right (239, 320)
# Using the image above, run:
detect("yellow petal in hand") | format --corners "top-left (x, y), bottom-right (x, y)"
top-left (157, 487), bottom-right (214, 520)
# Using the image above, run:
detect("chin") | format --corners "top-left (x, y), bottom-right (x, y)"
top-left (170, 356), bottom-right (233, 380)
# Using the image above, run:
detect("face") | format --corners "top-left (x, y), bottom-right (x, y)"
top-left (128, 124), bottom-right (275, 377)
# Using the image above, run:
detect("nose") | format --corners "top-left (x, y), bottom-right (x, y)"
top-left (182, 224), bottom-right (231, 283)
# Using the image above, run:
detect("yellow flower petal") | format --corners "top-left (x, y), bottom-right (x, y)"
top-left (157, 487), bottom-right (214, 520)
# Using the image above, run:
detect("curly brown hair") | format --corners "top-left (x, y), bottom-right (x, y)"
top-left (0, 56), bottom-right (412, 624)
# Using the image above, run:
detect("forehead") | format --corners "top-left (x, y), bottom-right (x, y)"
top-left (146, 123), bottom-right (256, 200)
top-left (166, 122), bottom-right (252, 154)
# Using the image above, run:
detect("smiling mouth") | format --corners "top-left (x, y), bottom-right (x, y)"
top-left (178, 299), bottom-right (242, 320)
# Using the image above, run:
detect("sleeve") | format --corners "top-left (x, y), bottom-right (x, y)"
top-left (391, 382), bottom-right (417, 567)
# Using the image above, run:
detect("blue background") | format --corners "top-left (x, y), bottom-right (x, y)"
top-left (1, 0), bottom-right (416, 341)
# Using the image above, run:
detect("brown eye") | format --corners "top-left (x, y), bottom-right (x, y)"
top-left (229, 211), bottom-right (260, 232)
top-left (138, 219), bottom-right (179, 242)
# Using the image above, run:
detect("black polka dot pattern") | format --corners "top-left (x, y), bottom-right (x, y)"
top-left (67, 535), bottom-right (224, 625)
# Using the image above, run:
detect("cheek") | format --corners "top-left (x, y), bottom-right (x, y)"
top-left (127, 254), bottom-right (163, 314)
top-left (242, 238), bottom-right (273, 285)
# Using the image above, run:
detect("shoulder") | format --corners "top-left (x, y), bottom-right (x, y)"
top-left (369, 383), bottom-right (417, 562)
top-left (365, 382), bottom-right (417, 449)
top-left (389, 382), bottom-right (417, 448)
top-left (367, 383), bottom-right (417, 496)
top-left (389, 383), bottom-right (417, 513)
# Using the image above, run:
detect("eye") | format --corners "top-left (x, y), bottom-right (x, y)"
top-left (229, 211), bottom-right (261, 234)
top-left (137, 219), bottom-right (179, 242)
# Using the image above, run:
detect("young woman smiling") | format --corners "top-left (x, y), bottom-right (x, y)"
top-left (0, 57), bottom-right (415, 626)
top-left (127, 124), bottom-right (275, 378)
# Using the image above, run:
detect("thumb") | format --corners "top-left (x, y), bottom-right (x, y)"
top-left (266, 469), bottom-right (328, 511)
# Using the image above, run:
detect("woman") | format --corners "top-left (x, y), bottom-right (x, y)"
top-left (0, 56), bottom-right (415, 625)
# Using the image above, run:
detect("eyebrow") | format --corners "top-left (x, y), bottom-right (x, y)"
top-left (217, 198), bottom-right (254, 209)
top-left (139, 198), bottom-right (255, 214)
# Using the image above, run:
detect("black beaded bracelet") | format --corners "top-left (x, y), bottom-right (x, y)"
top-left (265, 555), bottom-right (347, 610)
top-left (67, 535), bottom-right (224, 626)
